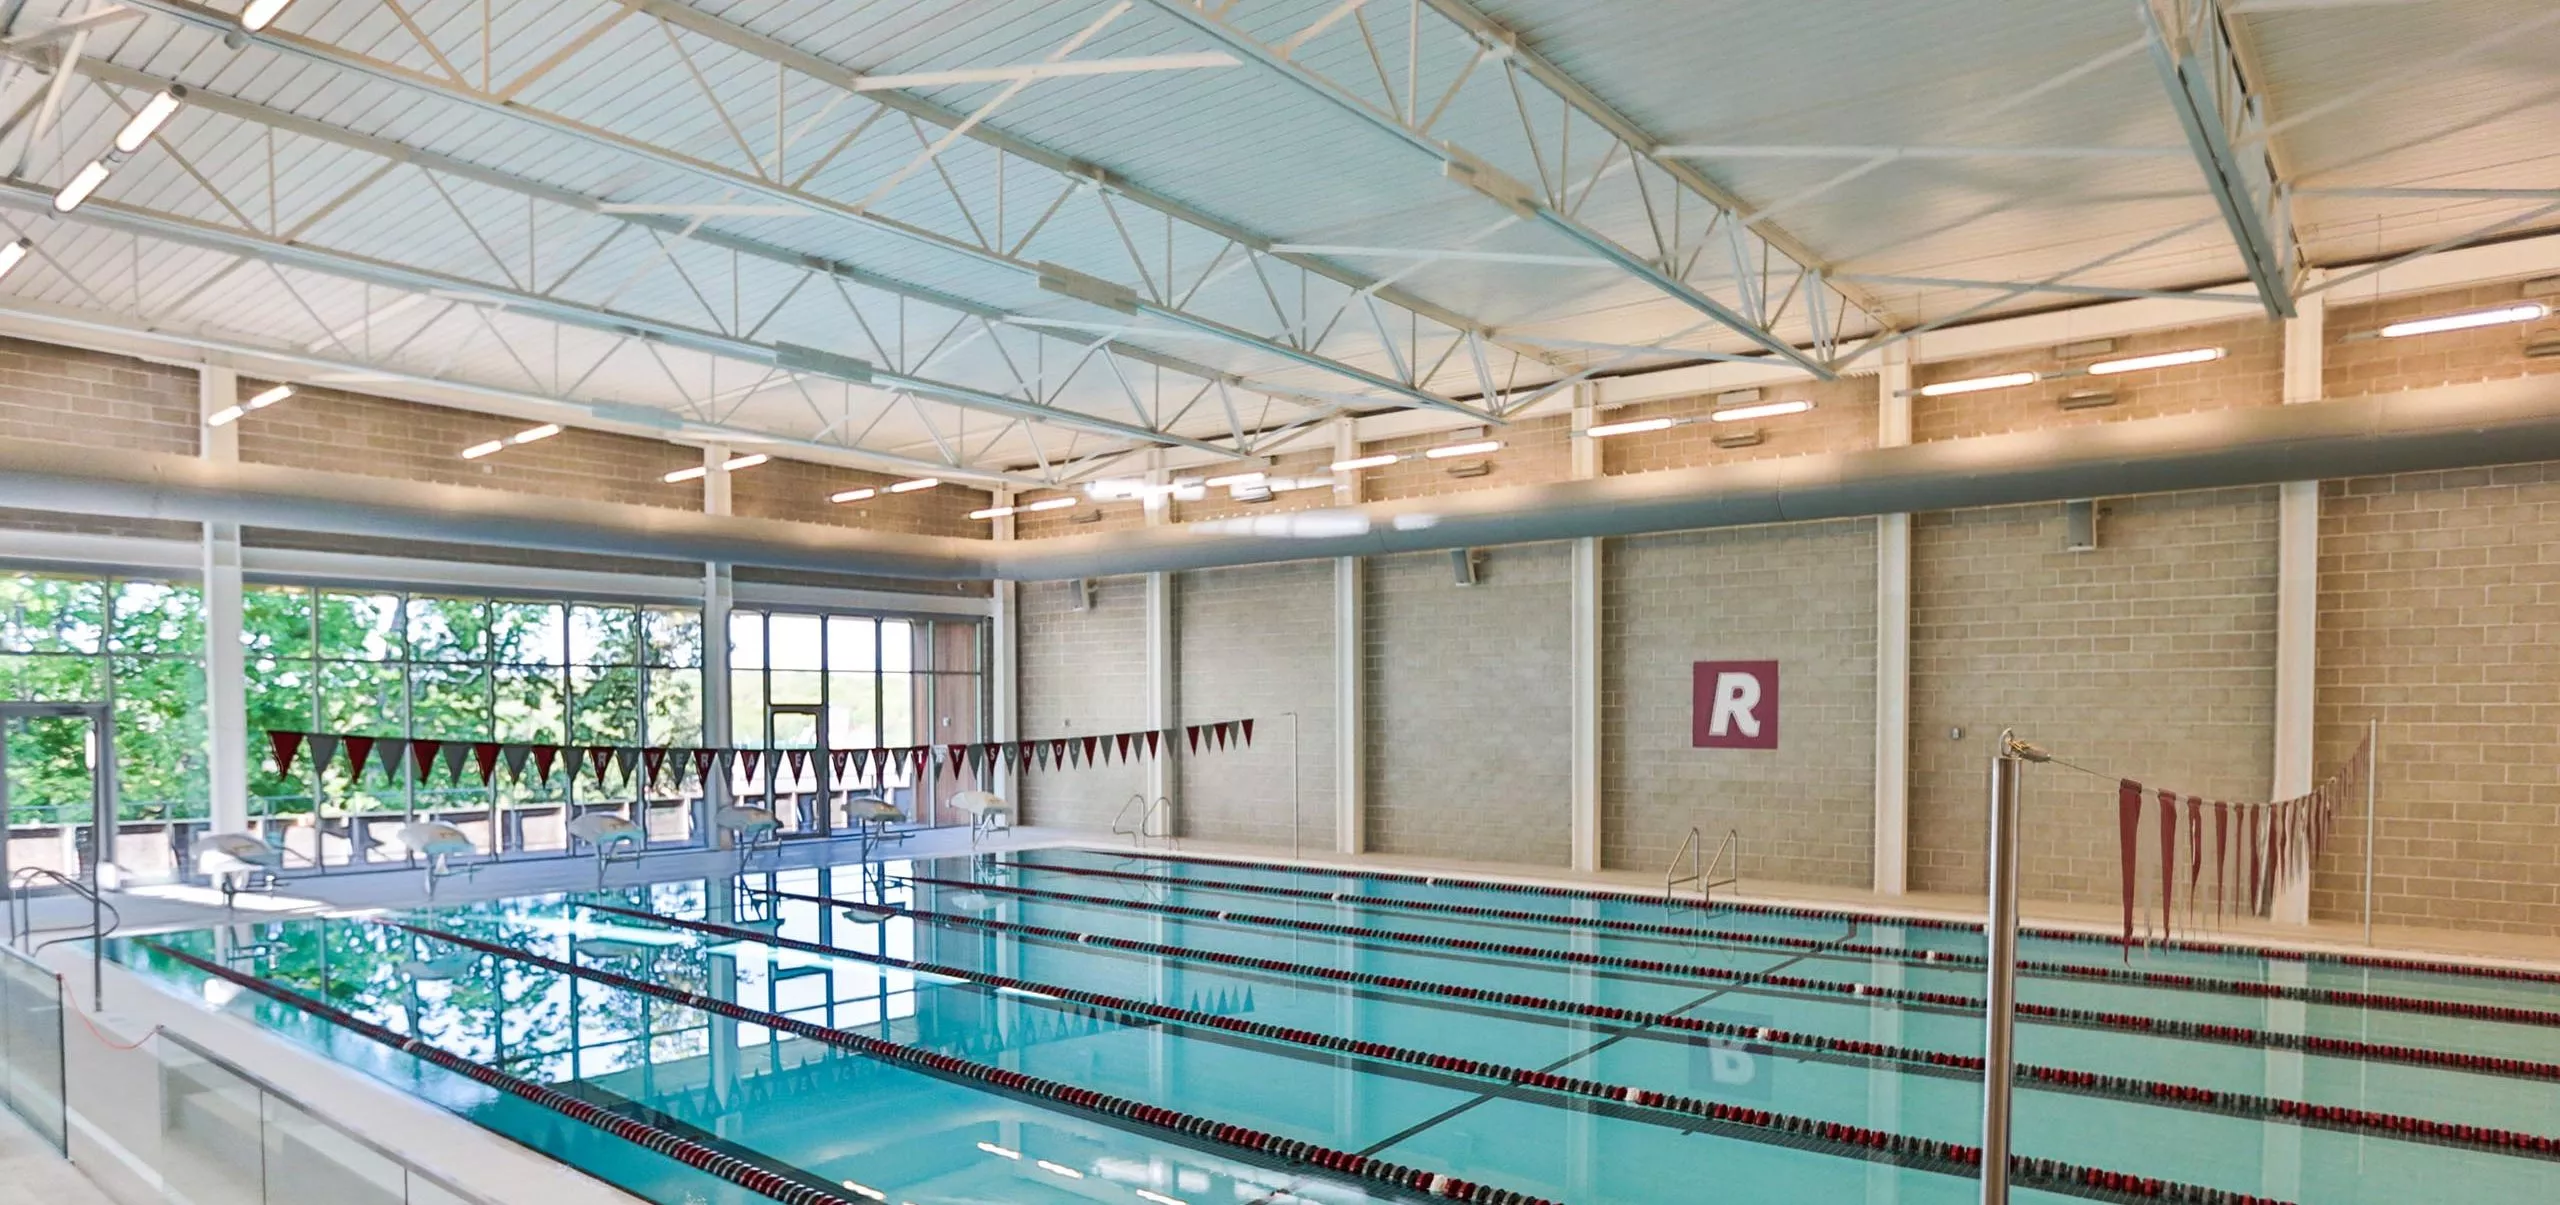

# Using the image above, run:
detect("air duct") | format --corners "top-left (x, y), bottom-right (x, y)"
top-left (5, 374), bottom-right (2559, 582)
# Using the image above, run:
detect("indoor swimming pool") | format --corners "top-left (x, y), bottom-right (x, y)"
top-left (101, 845), bottom-right (2560, 1205)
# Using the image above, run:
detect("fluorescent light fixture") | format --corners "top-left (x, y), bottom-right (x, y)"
top-left (112, 87), bottom-right (186, 154)
top-left (204, 405), bottom-right (245, 427)
top-left (886, 477), bottom-right (939, 493)
top-left (513, 423), bottom-right (561, 444)
top-left (244, 384), bottom-right (293, 411)
top-left (838, 1182), bottom-right (886, 1202)
top-left (831, 487), bottom-right (879, 504)
top-left (1424, 439), bottom-right (1503, 460)
top-left (0, 238), bottom-right (32, 281)
top-left (1584, 416), bottom-right (1681, 438)
top-left (1271, 476), bottom-right (1335, 492)
top-left (664, 466), bottom-right (707, 483)
top-left (1024, 496), bottom-right (1076, 512)
top-left (460, 440), bottom-right (505, 460)
top-left (975, 1142), bottom-right (1021, 1160)
top-left (723, 453), bottom-right (769, 471)
top-left (52, 161), bottom-right (110, 213)
top-left (2086, 346), bottom-right (2223, 375)
top-left (1136, 1193), bottom-right (1189, 1205)
top-left (1710, 399), bottom-right (1813, 423)
top-left (240, 0), bottom-right (297, 32)
top-left (1204, 472), bottom-right (1267, 488)
top-left (2379, 303), bottom-right (2549, 339)
top-left (1330, 453), bottom-right (1401, 472)
top-left (1917, 371), bottom-right (2039, 398)
top-left (1035, 1161), bottom-right (1084, 1179)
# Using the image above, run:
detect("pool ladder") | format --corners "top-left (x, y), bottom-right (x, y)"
top-left (1114, 793), bottom-right (1174, 848)
top-left (1666, 827), bottom-right (1738, 909)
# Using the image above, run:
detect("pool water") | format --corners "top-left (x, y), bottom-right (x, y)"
top-left (106, 845), bottom-right (2560, 1205)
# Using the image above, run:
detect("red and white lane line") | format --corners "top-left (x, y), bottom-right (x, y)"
top-left (901, 871), bottom-right (2560, 1084)
top-left (1084, 849), bottom-right (2560, 986)
top-left (713, 889), bottom-right (2560, 1167)
top-left (139, 939), bottom-right (869, 1205)
top-left (1001, 858), bottom-right (2560, 1029)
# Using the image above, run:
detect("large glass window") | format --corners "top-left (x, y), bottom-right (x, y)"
top-left (0, 573), bottom-right (207, 827)
top-left (727, 609), bottom-right (986, 829)
top-left (247, 588), bottom-right (705, 865)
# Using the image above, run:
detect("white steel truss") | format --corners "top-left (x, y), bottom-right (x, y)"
top-left (113, 0), bottom-right (1546, 422)
top-left (1144, 0), bottom-right (1896, 378)
top-left (2142, 0), bottom-right (2300, 318)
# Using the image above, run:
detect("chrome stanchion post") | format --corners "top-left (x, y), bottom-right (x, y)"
top-left (1981, 730), bottom-right (2043, 1205)
top-left (1285, 711), bottom-right (1301, 861)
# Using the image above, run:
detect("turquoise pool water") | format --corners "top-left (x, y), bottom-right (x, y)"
top-left (105, 845), bottom-right (2560, 1205)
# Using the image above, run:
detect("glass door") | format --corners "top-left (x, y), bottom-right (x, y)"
top-left (0, 702), bottom-right (124, 890)
top-left (764, 704), bottom-right (829, 840)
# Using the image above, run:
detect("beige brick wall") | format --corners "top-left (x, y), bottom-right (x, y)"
top-left (2326, 281), bottom-right (2560, 396)
top-left (1016, 574), bottom-right (1154, 830)
top-left (1363, 543), bottom-right (1573, 865)
top-left (728, 455), bottom-right (989, 538)
top-left (235, 382), bottom-right (695, 507)
top-left (0, 336), bottom-right (197, 455)
top-left (1175, 561), bottom-right (1336, 849)
top-left (1909, 489), bottom-right (2279, 902)
top-left (1599, 375), bottom-right (1877, 474)
top-left (1602, 520), bottom-right (1877, 886)
top-left (2312, 464), bottom-right (2560, 935)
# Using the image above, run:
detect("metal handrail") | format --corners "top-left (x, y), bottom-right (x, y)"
top-left (1111, 794), bottom-right (1174, 847)
top-left (9, 867), bottom-right (117, 1006)
top-left (151, 1028), bottom-right (504, 1205)
top-left (1665, 827), bottom-right (1739, 907)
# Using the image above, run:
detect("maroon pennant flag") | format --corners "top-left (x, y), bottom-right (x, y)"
top-left (1214, 722), bottom-right (1231, 751)
top-left (439, 741), bottom-right (469, 785)
top-left (1080, 735), bottom-right (1100, 766)
top-left (944, 744), bottom-right (967, 776)
top-left (642, 747), bottom-right (669, 793)
top-left (2156, 789), bottom-right (2177, 941)
top-left (785, 748), bottom-right (811, 783)
top-left (2214, 801), bottom-right (2230, 923)
top-left (2116, 779), bottom-right (2142, 956)
top-left (690, 747), bottom-right (718, 787)
top-left (1241, 718), bottom-right (1255, 747)
top-left (911, 746), bottom-right (931, 780)
top-left (1146, 730), bottom-right (1162, 758)
top-left (412, 739), bottom-right (444, 782)
top-left (1050, 739), bottom-right (1068, 769)
top-left (1015, 741), bottom-right (1034, 772)
top-left (2185, 796), bottom-right (2203, 932)
top-left (473, 741), bottom-right (502, 786)
top-left (740, 749), bottom-right (764, 781)
top-left (1186, 725), bottom-right (1202, 754)
top-left (344, 735), bottom-right (378, 782)
top-left (828, 749), bottom-right (851, 783)
top-left (1115, 732), bottom-right (1133, 763)
top-left (529, 743), bottom-right (560, 785)
top-left (585, 745), bottom-right (614, 788)
top-left (2247, 805), bottom-right (2263, 916)
top-left (375, 738), bottom-right (408, 783)
top-left (267, 730), bottom-right (306, 778)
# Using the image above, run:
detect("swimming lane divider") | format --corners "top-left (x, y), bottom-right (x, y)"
top-left (377, 919), bottom-right (1558, 1205)
top-left (1088, 848), bottom-right (2560, 988)
top-left (1002, 859), bottom-right (2560, 1030)
top-left (704, 890), bottom-right (2560, 1166)
top-left (896, 871), bottom-right (2560, 1084)
top-left (561, 905), bottom-right (2305, 1204)
top-left (135, 939), bottom-right (869, 1205)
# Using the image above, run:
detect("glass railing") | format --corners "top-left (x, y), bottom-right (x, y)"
top-left (0, 943), bottom-right (64, 1153)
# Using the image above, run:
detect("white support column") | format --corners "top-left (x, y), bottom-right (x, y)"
top-left (1569, 383), bottom-right (1602, 874)
top-left (2271, 280), bottom-right (2325, 926)
top-left (199, 364), bottom-right (250, 837)
top-left (1874, 347), bottom-right (1914, 896)
top-left (991, 491), bottom-right (1019, 805)
top-left (701, 447), bottom-right (735, 819)
top-left (1333, 419), bottom-right (1365, 855)
top-left (1144, 456), bottom-right (1177, 818)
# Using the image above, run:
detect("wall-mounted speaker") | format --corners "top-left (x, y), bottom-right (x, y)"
top-left (1452, 548), bottom-right (1484, 586)
top-left (2064, 499), bottom-right (2098, 553)
top-left (1068, 578), bottom-right (1098, 610)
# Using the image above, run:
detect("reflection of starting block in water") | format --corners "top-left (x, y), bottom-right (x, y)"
top-left (191, 833), bottom-right (285, 908)
top-left (566, 813), bottom-right (644, 886)
top-left (396, 821), bottom-right (479, 900)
